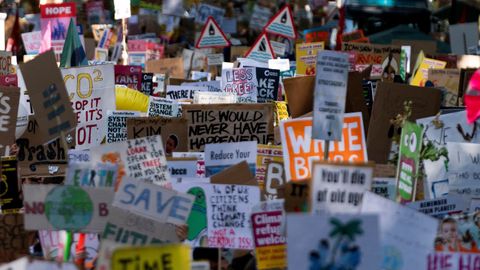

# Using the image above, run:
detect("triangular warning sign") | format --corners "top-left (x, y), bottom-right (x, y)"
top-left (195, 16), bottom-right (231, 49)
top-left (263, 5), bottom-right (297, 39)
top-left (244, 32), bottom-right (275, 63)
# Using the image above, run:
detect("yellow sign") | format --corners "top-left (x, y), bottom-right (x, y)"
top-left (274, 101), bottom-right (289, 126)
top-left (295, 42), bottom-right (324, 75)
top-left (411, 57), bottom-right (446, 87)
top-left (256, 245), bottom-right (287, 269)
top-left (111, 244), bottom-right (191, 270)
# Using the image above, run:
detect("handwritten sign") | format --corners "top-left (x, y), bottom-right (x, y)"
top-left (111, 244), bottom-right (191, 270)
top-left (257, 144), bottom-right (284, 193)
top-left (113, 177), bottom-right (194, 225)
top-left (447, 142), bottom-right (480, 197)
top-left (106, 110), bottom-right (140, 144)
top-left (280, 113), bottom-right (367, 181)
top-left (313, 50), bottom-right (349, 141)
top-left (0, 214), bottom-right (33, 262)
top-left (148, 96), bottom-right (180, 118)
top-left (221, 67), bottom-right (258, 103)
top-left (90, 135), bottom-right (171, 187)
top-left (23, 184), bottom-right (114, 233)
top-left (65, 162), bottom-right (117, 187)
top-left (62, 64), bottom-right (115, 149)
top-left (0, 86), bottom-right (19, 155)
top-left (206, 184), bottom-right (260, 249)
top-left (311, 161), bottom-right (373, 213)
top-left (183, 104), bottom-right (274, 151)
top-left (166, 85), bottom-right (207, 103)
top-left (193, 91), bottom-right (237, 104)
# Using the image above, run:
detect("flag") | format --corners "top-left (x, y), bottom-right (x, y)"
top-left (6, 9), bottom-right (22, 55)
top-left (60, 18), bottom-right (87, 68)
top-left (465, 69), bottom-right (480, 123)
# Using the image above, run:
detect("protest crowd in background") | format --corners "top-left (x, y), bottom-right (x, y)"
top-left (4, 0), bottom-right (480, 269)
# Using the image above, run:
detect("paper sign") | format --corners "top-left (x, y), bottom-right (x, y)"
top-left (311, 161), bottom-right (373, 213)
top-left (23, 184), bottom-right (114, 232)
top-left (295, 42), bottom-right (324, 75)
top-left (90, 135), bottom-right (171, 187)
top-left (20, 50), bottom-right (77, 144)
top-left (166, 85), bottom-right (207, 103)
top-left (193, 91), bottom-right (237, 104)
top-left (263, 5), bottom-right (297, 39)
top-left (371, 178), bottom-right (396, 201)
top-left (435, 212), bottom-right (480, 254)
top-left (427, 252), bottom-right (480, 270)
top-left (312, 51), bottom-right (349, 141)
top-left (62, 64), bottom-right (115, 149)
top-left (102, 207), bottom-right (179, 245)
top-left (146, 58), bottom-right (184, 79)
top-left (148, 96), bottom-right (180, 118)
top-left (113, 177), bottom-right (194, 225)
top-left (94, 48), bottom-right (108, 61)
top-left (411, 58), bottom-right (446, 87)
top-left (396, 121), bottom-right (424, 204)
top-left (196, 17), bottom-right (231, 49)
top-left (0, 52), bottom-right (11, 76)
top-left (111, 244), bottom-right (191, 270)
top-left (0, 257), bottom-right (78, 270)
top-left (114, 0), bottom-right (131, 20)
top-left (361, 192), bottom-right (439, 270)
top-left (280, 113), bottom-right (367, 181)
top-left (287, 214), bottom-right (380, 270)
top-left (183, 81), bottom-right (222, 92)
top-left (106, 110), bottom-right (140, 143)
top-left (0, 214), bottom-right (33, 263)
top-left (255, 68), bottom-right (279, 103)
top-left (204, 141), bottom-right (257, 176)
top-left (114, 65), bottom-right (142, 90)
top-left (207, 53), bottom-right (224, 66)
top-left (407, 195), bottom-right (469, 218)
top-left (221, 67), bottom-right (258, 103)
top-left (449, 22), bottom-right (479, 55)
top-left (40, 3), bottom-right (76, 54)
top-left (22, 31), bottom-right (42, 55)
top-left (65, 162), bottom-right (117, 187)
top-left (428, 69), bottom-right (461, 107)
top-left (206, 184), bottom-right (260, 249)
top-left (0, 157), bottom-right (22, 213)
top-left (270, 41), bottom-right (286, 57)
top-left (245, 32), bottom-right (275, 63)
top-left (250, 5), bottom-right (271, 31)
top-left (0, 86), bottom-right (19, 155)
top-left (447, 142), bottom-right (480, 197)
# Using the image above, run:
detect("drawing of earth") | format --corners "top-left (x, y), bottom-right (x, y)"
top-left (44, 186), bottom-right (94, 231)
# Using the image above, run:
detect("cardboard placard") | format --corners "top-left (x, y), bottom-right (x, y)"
top-left (280, 113), bottom-right (367, 181)
top-left (19, 50), bottom-right (77, 144)
top-left (264, 161), bottom-right (286, 201)
top-left (146, 58), bottom-right (185, 79)
top-left (0, 86), bottom-right (19, 155)
top-left (193, 91), bottom-right (237, 104)
top-left (183, 104), bottom-right (274, 151)
top-left (0, 214), bottom-right (34, 263)
top-left (23, 184), bottom-right (114, 233)
top-left (371, 178), bottom-right (397, 201)
top-left (62, 64), bottom-right (115, 149)
top-left (283, 180), bottom-right (310, 212)
top-left (113, 177), bottom-right (194, 225)
top-left (367, 82), bottom-right (441, 164)
top-left (210, 160), bottom-right (258, 186)
top-left (311, 161), bottom-right (374, 213)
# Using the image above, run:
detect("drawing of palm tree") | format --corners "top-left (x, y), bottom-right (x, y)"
top-left (329, 218), bottom-right (364, 265)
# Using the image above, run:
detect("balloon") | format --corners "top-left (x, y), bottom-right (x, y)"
top-left (115, 85), bottom-right (149, 113)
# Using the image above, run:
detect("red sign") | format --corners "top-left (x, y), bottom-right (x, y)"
top-left (40, 3), bottom-right (76, 18)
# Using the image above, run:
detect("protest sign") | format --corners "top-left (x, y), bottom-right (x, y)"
top-left (295, 42), bottom-right (324, 75)
top-left (427, 69), bottom-right (461, 107)
top-left (367, 82), bottom-right (441, 164)
top-left (126, 117), bottom-right (188, 154)
top-left (287, 214), bottom-right (380, 270)
top-left (195, 3), bottom-right (225, 24)
top-left (417, 111), bottom-right (480, 199)
top-left (257, 144), bottom-right (283, 191)
top-left (141, 73), bottom-right (153, 95)
top-left (148, 96), bottom-right (180, 118)
top-left (221, 67), bottom-right (258, 103)
top-left (23, 184), bottom-right (114, 232)
top-left (435, 211), bottom-right (480, 254)
top-left (270, 41), bottom-right (286, 57)
top-left (0, 214), bottom-right (34, 263)
top-left (207, 53), bottom-right (224, 66)
top-left (39, 230), bottom-right (99, 264)
top-left (0, 86), bottom-right (19, 156)
top-left (20, 50), bottom-right (77, 144)
top-left (62, 64), bottom-right (115, 149)
top-left (0, 157), bottom-right (22, 213)
top-left (114, 0), bottom-right (131, 19)
top-left (255, 68), bottom-right (279, 103)
top-left (396, 122), bottom-right (424, 204)
top-left (341, 42), bottom-right (401, 78)
top-left (0, 257), bottom-right (78, 270)
top-left (449, 22), bottom-right (479, 55)
top-left (204, 141), bottom-right (257, 176)
top-left (312, 50), bottom-right (349, 141)
top-left (114, 65), bottom-right (142, 90)
top-left (251, 202), bottom-right (286, 269)
top-left (91, 135), bottom-right (171, 187)
top-left (361, 192), bottom-right (439, 270)
top-left (146, 58), bottom-right (184, 79)
top-left (250, 4), bottom-right (272, 31)
top-left (210, 160), bottom-right (257, 186)
top-left (205, 184), bottom-right (260, 249)
top-left (106, 110), bottom-right (140, 144)
top-left (193, 91), bottom-right (237, 104)
top-left (407, 195), bottom-right (469, 218)
top-left (102, 207), bottom-right (179, 245)
top-left (263, 5), bottom-right (297, 39)
top-left (427, 252), bottom-right (480, 270)
top-left (371, 178), bottom-right (397, 201)
top-left (111, 244), bottom-right (191, 270)
top-left (40, 3), bottom-right (76, 54)
top-left (168, 158), bottom-right (200, 178)
top-left (411, 58), bottom-right (447, 87)
top-left (183, 104), bottom-right (274, 151)
top-left (280, 113), bottom-right (367, 181)
top-left (166, 85), bottom-right (207, 103)
top-left (264, 162), bottom-right (286, 200)
top-left (311, 161), bottom-right (373, 213)
top-left (65, 162), bottom-right (117, 188)
top-left (113, 177), bottom-right (194, 225)
top-left (447, 142), bottom-right (480, 197)
top-left (21, 31), bottom-right (42, 55)
top-left (245, 32), bottom-right (275, 63)
top-left (16, 116), bottom-right (75, 177)
top-left (283, 180), bottom-right (310, 212)
top-left (95, 240), bottom-right (126, 270)
top-left (0, 52), bottom-right (10, 76)
top-left (196, 17), bottom-right (231, 49)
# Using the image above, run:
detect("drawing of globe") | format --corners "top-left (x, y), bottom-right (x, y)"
top-left (44, 186), bottom-right (94, 231)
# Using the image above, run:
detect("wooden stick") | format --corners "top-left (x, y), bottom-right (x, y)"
top-left (324, 140), bottom-right (330, 161)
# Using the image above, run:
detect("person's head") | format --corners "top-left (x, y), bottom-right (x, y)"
top-left (165, 134), bottom-right (178, 154)
top-left (441, 218), bottom-right (458, 244)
